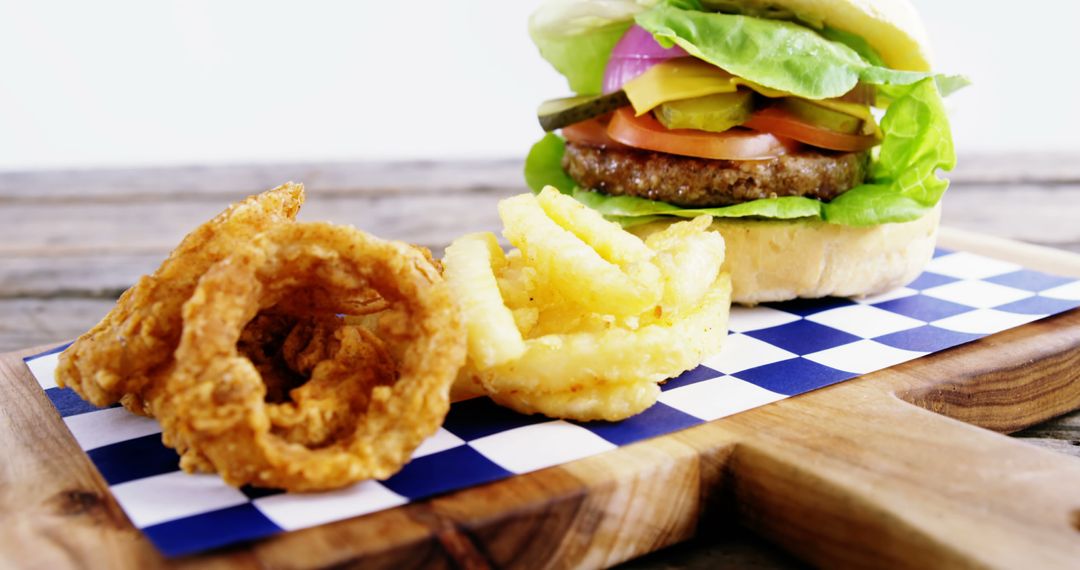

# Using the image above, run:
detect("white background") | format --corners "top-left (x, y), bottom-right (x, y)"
top-left (1, 1), bottom-right (1076, 171)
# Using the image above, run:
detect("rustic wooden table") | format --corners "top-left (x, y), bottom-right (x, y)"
top-left (1, 156), bottom-right (1077, 568)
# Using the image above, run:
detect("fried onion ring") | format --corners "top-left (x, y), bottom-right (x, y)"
top-left (236, 313), bottom-right (306, 404)
top-left (56, 183), bottom-right (305, 412)
top-left (152, 222), bottom-right (464, 492)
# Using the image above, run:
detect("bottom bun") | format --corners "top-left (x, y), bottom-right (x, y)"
top-left (631, 205), bottom-right (941, 305)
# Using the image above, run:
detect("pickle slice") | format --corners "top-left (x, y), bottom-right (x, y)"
top-left (654, 91), bottom-right (754, 133)
top-left (538, 91), bottom-right (630, 132)
top-left (777, 99), bottom-right (863, 134)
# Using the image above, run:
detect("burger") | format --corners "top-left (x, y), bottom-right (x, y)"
top-left (525, 0), bottom-right (966, 304)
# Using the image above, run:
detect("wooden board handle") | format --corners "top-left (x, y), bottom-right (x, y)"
top-left (714, 310), bottom-right (1080, 569)
top-left (722, 389), bottom-right (1080, 569)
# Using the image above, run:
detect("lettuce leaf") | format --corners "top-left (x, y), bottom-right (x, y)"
top-left (525, 133), bottom-right (578, 194)
top-left (528, 0), bottom-right (655, 95)
top-left (572, 188), bottom-right (825, 221)
top-left (822, 78), bottom-right (956, 225)
top-left (818, 26), bottom-right (885, 67)
top-left (530, 1), bottom-right (967, 99)
top-left (524, 78), bottom-right (955, 227)
top-left (636, 3), bottom-right (962, 100)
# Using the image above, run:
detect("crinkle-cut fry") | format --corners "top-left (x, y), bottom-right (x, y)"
top-left (526, 303), bottom-right (614, 338)
top-left (495, 249), bottom-right (548, 336)
top-left (55, 183), bottom-right (305, 410)
top-left (443, 232), bottom-right (526, 369)
top-left (646, 215), bottom-right (726, 317)
top-left (499, 190), bottom-right (662, 317)
top-left (450, 367), bottom-right (488, 402)
top-left (537, 188), bottom-right (661, 305)
top-left (446, 192), bottom-right (731, 422)
top-left (481, 274), bottom-right (731, 394)
top-left (536, 186), bottom-right (654, 267)
top-left (495, 250), bottom-right (539, 310)
top-left (487, 380), bottom-right (660, 422)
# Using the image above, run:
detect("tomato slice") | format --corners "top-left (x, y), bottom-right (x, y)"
top-left (561, 117), bottom-right (628, 149)
top-left (606, 107), bottom-right (791, 160)
top-left (743, 107), bottom-right (880, 152)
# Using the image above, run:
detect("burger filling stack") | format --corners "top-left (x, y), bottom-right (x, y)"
top-left (527, 0), bottom-right (967, 304)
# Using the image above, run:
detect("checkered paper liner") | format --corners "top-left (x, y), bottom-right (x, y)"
top-left (23, 249), bottom-right (1080, 557)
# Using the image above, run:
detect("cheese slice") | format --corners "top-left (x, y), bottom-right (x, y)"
top-left (623, 57), bottom-right (879, 135)
top-left (624, 58), bottom-right (796, 115)
top-left (623, 58), bottom-right (737, 115)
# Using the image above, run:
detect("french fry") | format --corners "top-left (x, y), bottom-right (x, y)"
top-left (499, 188), bottom-right (662, 317)
top-left (443, 232), bottom-right (526, 368)
top-left (446, 189), bottom-right (731, 421)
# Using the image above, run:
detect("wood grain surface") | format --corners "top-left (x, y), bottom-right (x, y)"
top-left (1, 157), bottom-right (1080, 569)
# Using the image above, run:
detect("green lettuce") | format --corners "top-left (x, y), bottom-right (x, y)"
top-left (818, 26), bottom-right (886, 67)
top-left (526, 0), bottom-right (965, 227)
top-left (530, 0), bottom-right (966, 99)
top-left (525, 133), bottom-right (578, 194)
top-left (524, 78), bottom-right (955, 227)
top-left (822, 78), bottom-right (956, 225)
top-left (571, 186), bottom-right (824, 222)
top-left (636, 3), bottom-right (963, 100)
top-left (528, 0), bottom-right (655, 95)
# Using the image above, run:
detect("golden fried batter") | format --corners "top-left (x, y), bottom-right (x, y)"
top-left (55, 184), bottom-right (305, 412)
top-left (54, 184), bottom-right (466, 492)
top-left (153, 222), bottom-right (465, 492)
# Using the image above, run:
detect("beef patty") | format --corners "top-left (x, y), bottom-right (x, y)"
top-left (563, 142), bottom-right (870, 208)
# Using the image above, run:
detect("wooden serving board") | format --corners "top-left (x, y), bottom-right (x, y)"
top-left (3, 228), bottom-right (1080, 569)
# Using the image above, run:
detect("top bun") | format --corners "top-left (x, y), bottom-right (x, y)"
top-left (705, 0), bottom-right (933, 70)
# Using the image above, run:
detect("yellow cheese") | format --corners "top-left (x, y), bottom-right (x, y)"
top-left (730, 78), bottom-right (789, 99)
top-left (622, 57), bottom-right (879, 135)
top-left (623, 59), bottom-right (738, 115)
top-left (623, 58), bottom-right (796, 115)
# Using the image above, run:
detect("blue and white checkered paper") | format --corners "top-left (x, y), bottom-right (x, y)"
top-left (23, 249), bottom-right (1080, 557)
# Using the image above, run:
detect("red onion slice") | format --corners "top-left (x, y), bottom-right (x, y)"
top-left (602, 25), bottom-right (688, 94)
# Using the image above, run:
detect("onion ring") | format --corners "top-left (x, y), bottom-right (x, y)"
top-left (151, 222), bottom-right (464, 492)
top-left (56, 183), bottom-right (305, 412)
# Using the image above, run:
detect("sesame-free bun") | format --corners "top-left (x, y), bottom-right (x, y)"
top-left (705, 0), bottom-right (933, 70)
top-left (631, 204), bottom-right (940, 304)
